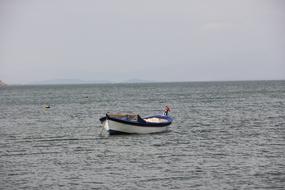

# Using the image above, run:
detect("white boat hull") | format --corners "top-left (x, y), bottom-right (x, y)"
top-left (103, 120), bottom-right (170, 134)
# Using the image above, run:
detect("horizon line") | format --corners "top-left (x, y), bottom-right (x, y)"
top-left (3, 79), bottom-right (285, 86)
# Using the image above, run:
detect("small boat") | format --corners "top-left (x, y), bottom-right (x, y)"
top-left (99, 110), bottom-right (173, 135)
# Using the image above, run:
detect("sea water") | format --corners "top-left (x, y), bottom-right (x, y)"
top-left (0, 81), bottom-right (285, 189)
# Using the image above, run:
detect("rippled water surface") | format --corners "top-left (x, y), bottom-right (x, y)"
top-left (1, 81), bottom-right (285, 189)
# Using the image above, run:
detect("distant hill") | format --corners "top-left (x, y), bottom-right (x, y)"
top-left (30, 78), bottom-right (154, 85)
top-left (123, 78), bottom-right (153, 83)
top-left (31, 79), bottom-right (112, 85)
top-left (0, 80), bottom-right (7, 87)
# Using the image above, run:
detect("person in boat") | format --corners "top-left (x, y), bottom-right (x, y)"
top-left (164, 106), bottom-right (170, 116)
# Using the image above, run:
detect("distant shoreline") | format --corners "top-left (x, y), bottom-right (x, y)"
top-left (5, 79), bottom-right (285, 86)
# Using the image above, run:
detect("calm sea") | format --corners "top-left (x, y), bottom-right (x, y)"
top-left (0, 81), bottom-right (285, 189)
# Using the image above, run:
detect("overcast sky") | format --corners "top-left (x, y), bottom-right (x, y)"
top-left (0, 0), bottom-right (284, 84)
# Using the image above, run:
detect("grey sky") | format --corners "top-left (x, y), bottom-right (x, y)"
top-left (0, 0), bottom-right (284, 84)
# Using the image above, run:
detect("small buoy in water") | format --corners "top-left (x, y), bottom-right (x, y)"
top-left (45, 105), bottom-right (50, 109)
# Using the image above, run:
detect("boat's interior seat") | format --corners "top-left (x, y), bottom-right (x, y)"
top-left (144, 117), bottom-right (168, 123)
